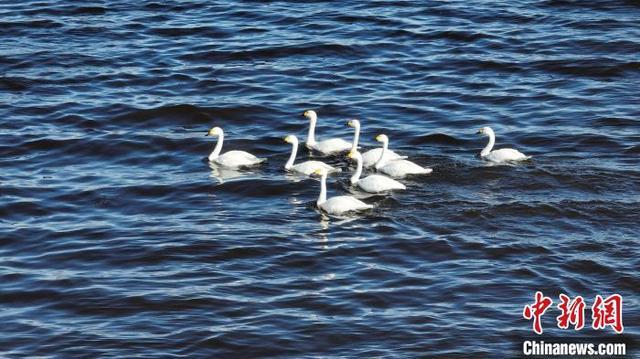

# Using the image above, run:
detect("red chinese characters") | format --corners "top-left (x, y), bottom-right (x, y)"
top-left (556, 294), bottom-right (585, 330)
top-left (592, 294), bottom-right (624, 334)
top-left (524, 292), bottom-right (624, 334)
top-left (523, 291), bottom-right (553, 334)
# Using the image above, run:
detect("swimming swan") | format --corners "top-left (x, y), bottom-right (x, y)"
top-left (348, 151), bottom-right (406, 193)
top-left (312, 167), bottom-right (373, 215)
top-left (347, 119), bottom-right (406, 167)
top-left (284, 135), bottom-right (341, 175)
top-left (477, 126), bottom-right (530, 163)
top-left (206, 127), bottom-right (265, 168)
top-left (374, 134), bottom-right (432, 178)
top-left (303, 110), bottom-right (352, 155)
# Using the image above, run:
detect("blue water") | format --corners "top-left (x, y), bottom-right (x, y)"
top-left (1, 1), bottom-right (639, 357)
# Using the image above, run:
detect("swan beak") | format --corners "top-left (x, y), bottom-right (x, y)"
top-left (347, 120), bottom-right (353, 127)
top-left (476, 129), bottom-right (482, 134)
top-left (347, 151), bottom-right (355, 159)
top-left (375, 135), bottom-right (382, 142)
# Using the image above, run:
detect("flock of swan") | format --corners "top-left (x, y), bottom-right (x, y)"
top-left (205, 110), bottom-right (531, 215)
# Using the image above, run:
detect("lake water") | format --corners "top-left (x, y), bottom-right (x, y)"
top-left (1, 1), bottom-right (639, 357)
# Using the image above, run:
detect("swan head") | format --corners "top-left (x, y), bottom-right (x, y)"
top-left (206, 127), bottom-right (223, 137)
top-left (303, 110), bottom-right (318, 122)
top-left (284, 135), bottom-right (298, 144)
top-left (311, 167), bottom-right (328, 177)
top-left (477, 126), bottom-right (494, 136)
top-left (347, 119), bottom-right (360, 128)
top-left (375, 134), bottom-right (388, 143)
top-left (347, 150), bottom-right (362, 161)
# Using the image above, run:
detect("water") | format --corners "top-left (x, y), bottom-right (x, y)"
top-left (1, 1), bottom-right (639, 357)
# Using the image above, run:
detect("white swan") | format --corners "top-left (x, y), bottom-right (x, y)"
top-left (206, 127), bottom-right (265, 168)
top-left (312, 167), bottom-right (373, 215)
top-left (303, 110), bottom-right (352, 155)
top-left (348, 151), bottom-right (406, 193)
top-left (347, 119), bottom-right (406, 167)
top-left (477, 126), bottom-right (530, 163)
top-left (284, 135), bottom-right (341, 175)
top-left (374, 134), bottom-right (432, 178)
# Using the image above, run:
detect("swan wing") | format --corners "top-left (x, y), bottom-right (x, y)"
top-left (320, 196), bottom-right (372, 215)
top-left (313, 138), bottom-right (352, 154)
top-left (292, 160), bottom-right (341, 175)
top-left (485, 148), bottom-right (530, 163)
top-left (379, 160), bottom-right (432, 178)
top-left (216, 150), bottom-right (265, 168)
top-left (362, 148), bottom-right (405, 167)
top-left (357, 174), bottom-right (406, 193)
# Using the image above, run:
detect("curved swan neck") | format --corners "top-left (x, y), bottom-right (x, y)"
top-left (481, 130), bottom-right (495, 157)
top-left (285, 138), bottom-right (298, 170)
top-left (350, 153), bottom-right (363, 184)
top-left (351, 122), bottom-right (360, 153)
top-left (375, 138), bottom-right (388, 169)
top-left (307, 117), bottom-right (317, 146)
top-left (317, 172), bottom-right (327, 206)
top-left (209, 130), bottom-right (224, 161)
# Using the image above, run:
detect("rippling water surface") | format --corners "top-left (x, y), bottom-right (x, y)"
top-left (1, 1), bottom-right (639, 357)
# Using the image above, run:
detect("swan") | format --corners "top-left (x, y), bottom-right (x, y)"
top-left (284, 135), bottom-right (341, 175)
top-left (347, 119), bottom-right (406, 167)
top-left (303, 110), bottom-right (352, 155)
top-left (374, 134), bottom-right (432, 178)
top-left (477, 126), bottom-right (530, 163)
top-left (348, 151), bottom-right (406, 193)
top-left (312, 167), bottom-right (373, 215)
top-left (206, 127), bottom-right (265, 168)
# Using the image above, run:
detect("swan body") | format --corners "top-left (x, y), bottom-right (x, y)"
top-left (361, 147), bottom-right (406, 168)
top-left (374, 134), bottom-right (432, 178)
top-left (348, 119), bottom-right (406, 167)
top-left (348, 151), bottom-right (406, 193)
top-left (284, 135), bottom-right (341, 175)
top-left (312, 168), bottom-right (373, 215)
top-left (206, 127), bottom-right (265, 168)
top-left (478, 126), bottom-right (530, 163)
top-left (303, 110), bottom-right (351, 155)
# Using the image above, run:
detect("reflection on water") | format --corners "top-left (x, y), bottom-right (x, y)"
top-left (208, 162), bottom-right (261, 183)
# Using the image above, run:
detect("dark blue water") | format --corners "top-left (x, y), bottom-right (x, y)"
top-left (1, 1), bottom-right (639, 357)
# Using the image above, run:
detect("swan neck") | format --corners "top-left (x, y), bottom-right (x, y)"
top-left (209, 132), bottom-right (224, 161)
top-left (351, 123), bottom-right (360, 153)
top-left (317, 173), bottom-right (327, 206)
top-left (350, 155), bottom-right (363, 184)
top-left (481, 132), bottom-right (495, 157)
top-left (375, 139), bottom-right (388, 169)
top-left (285, 139), bottom-right (298, 169)
top-left (307, 119), bottom-right (316, 146)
